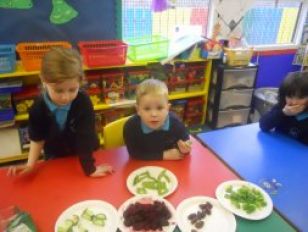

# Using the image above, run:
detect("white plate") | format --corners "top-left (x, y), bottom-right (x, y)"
top-left (176, 196), bottom-right (236, 232)
top-left (118, 195), bottom-right (177, 232)
top-left (54, 200), bottom-right (118, 232)
top-left (126, 166), bottom-right (178, 198)
top-left (216, 180), bottom-right (273, 220)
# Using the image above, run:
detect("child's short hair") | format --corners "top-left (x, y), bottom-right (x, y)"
top-left (279, 71), bottom-right (308, 105)
top-left (40, 47), bottom-right (84, 83)
top-left (136, 79), bottom-right (169, 104)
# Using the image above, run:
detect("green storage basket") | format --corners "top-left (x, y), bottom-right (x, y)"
top-left (126, 35), bottom-right (169, 61)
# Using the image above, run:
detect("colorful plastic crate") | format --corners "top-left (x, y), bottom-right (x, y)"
top-left (224, 48), bottom-right (254, 66)
top-left (126, 35), bottom-right (169, 61)
top-left (0, 45), bottom-right (16, 73)
top-left (16, 41), bottom-right (72, 71)
top-left (78, 40), bottom-right (127, 67)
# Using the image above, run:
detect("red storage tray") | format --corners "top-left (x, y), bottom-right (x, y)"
top-left (78, 40), bottom-right (127, 67)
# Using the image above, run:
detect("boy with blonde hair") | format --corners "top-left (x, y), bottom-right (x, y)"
top-left (124, 79), bottom-right (191, 160)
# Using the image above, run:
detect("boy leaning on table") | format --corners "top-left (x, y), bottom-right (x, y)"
top-left (124, 79), bottom-right (192, 160)
top-left (7, 47), bottom-right (113, 177)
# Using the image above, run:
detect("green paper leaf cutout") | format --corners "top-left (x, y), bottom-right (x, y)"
top-left (50, 0), bottom-right (78, 25)
top-left (0, 0), bottom-right (33, 9)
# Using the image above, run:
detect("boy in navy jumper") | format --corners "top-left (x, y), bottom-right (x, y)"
top-left (124, 79), bottom-right (191, 160)
top-left (8, 48), bottom-right (113, 177)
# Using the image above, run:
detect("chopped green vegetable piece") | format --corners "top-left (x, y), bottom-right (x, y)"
top-left (226, 185), bottom-right (233, 193)
top-left (81, 208), bottom-right (94, 221)
top-left (133, 171), bottom-right (150, 185)
top-left (71, 214), bottom-right (79, 225)
top-left (92, 217), bottom-right (105, 226)
top-left (95, 213), bottom-right (106, 220)
top-left (137, 187), bottom-right (147, 194)
top-left (157, 170), bottom-right (171, 183)
top-left (57, 219), bottom-right (74, 232)
top-left (142, 181), bottom-right (158, 189)
top-left (224, 185), bottom-right (267, 214)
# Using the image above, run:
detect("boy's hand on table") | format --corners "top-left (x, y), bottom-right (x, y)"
top-left (90, 164), bottom-right (113, 177)
top-left (7, 163), bottom-right (35, 177)
top-left (177, 139), bottom-right (192, 154)
top-left (163, 148), bottom-right (184, 160)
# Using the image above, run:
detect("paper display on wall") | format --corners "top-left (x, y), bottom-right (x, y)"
top-left (0, 0), bottom-right (78, 24)
top-left (213, 0), bottom-right (255, 38)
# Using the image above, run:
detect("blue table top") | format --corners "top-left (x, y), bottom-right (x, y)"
top-left (197, 123), bottom-right (308, 232)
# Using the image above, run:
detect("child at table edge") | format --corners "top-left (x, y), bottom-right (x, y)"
top-left (8, 47), bottom-right (113, 177)
top-left (123, 79), bottom-right (192, 160)
top-left (259, 71), bottom-right (308, 145)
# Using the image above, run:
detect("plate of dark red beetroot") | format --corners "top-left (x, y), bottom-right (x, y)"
top-left (118, 195), bottom-right (176, 232)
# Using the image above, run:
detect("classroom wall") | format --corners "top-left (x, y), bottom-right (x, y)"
top-left (252, 51), bottom-right (301, 88)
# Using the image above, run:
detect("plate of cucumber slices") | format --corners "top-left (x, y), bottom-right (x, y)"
top-left (55, 200), bottom-right (118, 232)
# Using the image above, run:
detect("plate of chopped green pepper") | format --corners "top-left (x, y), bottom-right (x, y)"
top-left (126, 166), bottom-right (178, 198)
top-left (216, 180), bottom-right (273, 220)
top-left (54, 200), bottom-right (118, 232)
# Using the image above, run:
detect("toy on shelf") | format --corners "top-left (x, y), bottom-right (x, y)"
top-left (125, 69), bottom-right (150, 99)
top-left (186, 63), bottom-right (206, 91)
top-left (18, 124), bottom-right (30, 150)
top-left (0, 44), bottom-right (16, 74)
top-left (185, 97), bottom-right (204, 126)
top-left (148, 63), bottom-right (169, 84)
top-left (13, 86), bottom-right (40, 115)
top-left (0, 93), bottom-right (15, 127)
top-left (200, 23), bottom-right (223, 59)
top-left (168, 62), bottom-right (187, 94)
top-left (86, 87), bottom-right (103, 106)
top-left (170, 99), bottom-right (187, 121)
top-left (85, 72), bottom-right (101, 89)
top-left (102, 71), bottom-right (125, 104)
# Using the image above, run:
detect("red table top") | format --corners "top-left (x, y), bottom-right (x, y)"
top-left (0, 137), bottom-right (238, 231)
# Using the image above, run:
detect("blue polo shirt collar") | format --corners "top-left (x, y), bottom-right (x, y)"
top-left (141, 115), bottom-right (170, 134)
top-left (296, 111), bottom-right (308, 121)
top-left (43, 92), bottom-right (71, 112)
top-left (43, 92), bottom-right (71, 130)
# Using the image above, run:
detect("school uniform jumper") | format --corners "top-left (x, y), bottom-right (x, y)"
top-left (28, 91), bottom-right (99, 175)
top-left (259, 104), bottom-right (308, 145)
top-left (123, 113), bottom-right (189, 160)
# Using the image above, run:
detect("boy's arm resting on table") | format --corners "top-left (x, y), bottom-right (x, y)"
top-left (7, 140), bottom-right (44, 176)
top-left (7, 99), bottom-right (48, 176)
top-left (75, 95), bottom-right (112, 176)
top-left (163, 148), bottom-right (184, 160)
top-left (259, 105), bottom-right (286, 132)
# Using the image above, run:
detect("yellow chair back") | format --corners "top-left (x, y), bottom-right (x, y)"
top-left (103, 116), bottom-right (131, 149)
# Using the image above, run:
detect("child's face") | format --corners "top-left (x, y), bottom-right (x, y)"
top-left (44, 79), bottom-right (80, 106)
top-left (136, 93), bottom-right (170, 130)
top-left (286, 96), bottom-right (308, 108)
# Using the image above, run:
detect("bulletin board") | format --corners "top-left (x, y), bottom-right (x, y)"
top-left (0, 0), bottom-right (118, 47)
